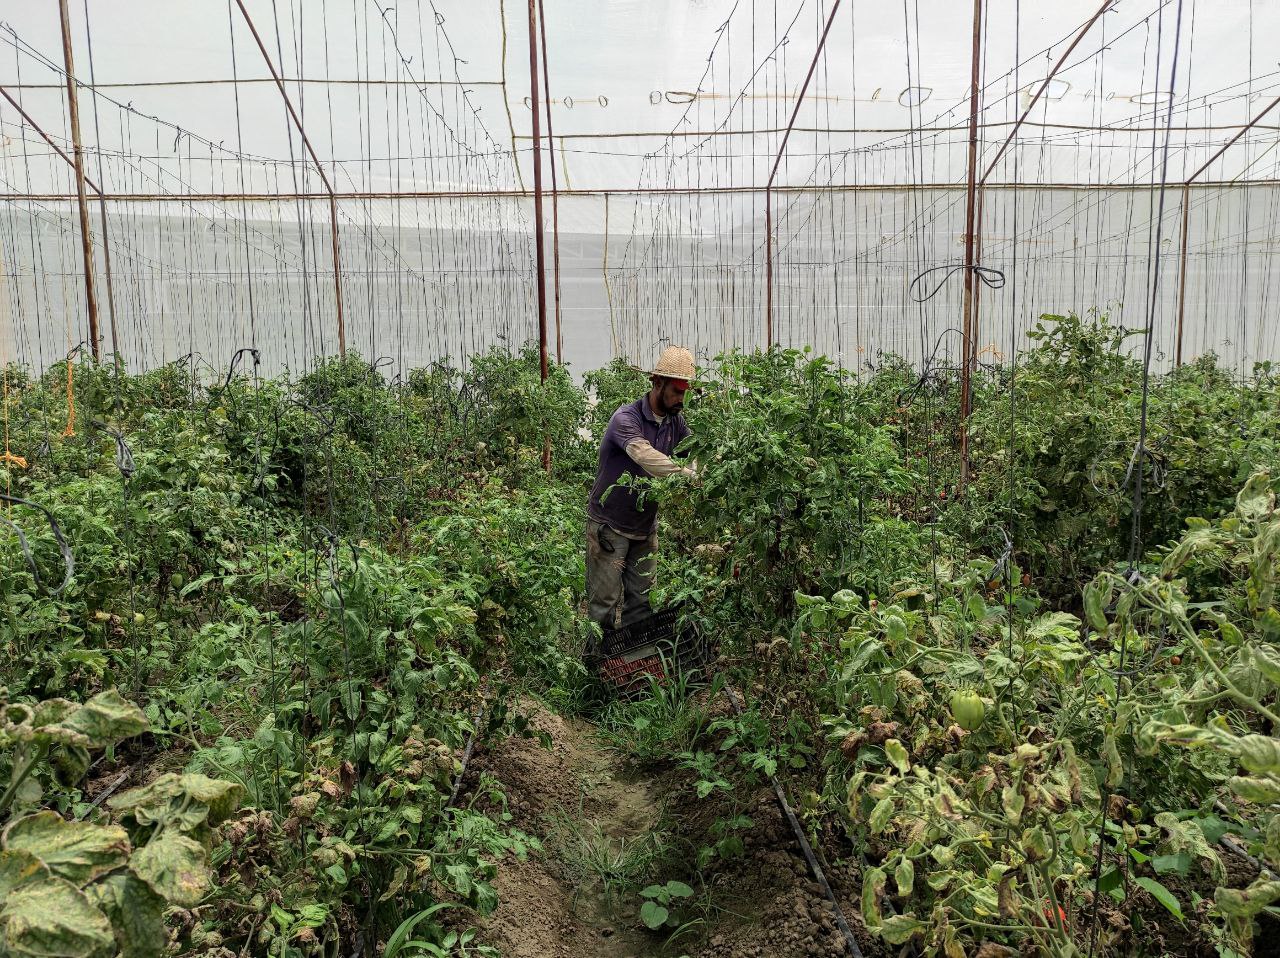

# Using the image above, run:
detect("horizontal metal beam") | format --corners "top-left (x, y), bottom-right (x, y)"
top-left (510, 119), bottom-right (1280, 139)
top-left (2, 179), bottom-right (1279, 203)
top-left (4, 77), bottom-right (502, 89)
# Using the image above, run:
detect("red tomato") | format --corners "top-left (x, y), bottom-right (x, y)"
top-left (1043, 904), bottom-right (1068, 926)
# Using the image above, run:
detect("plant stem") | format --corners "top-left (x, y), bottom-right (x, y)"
top-left (0, 742), bottom-right (47, 816)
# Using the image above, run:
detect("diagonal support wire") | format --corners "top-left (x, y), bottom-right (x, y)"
top-left (232, 0), bottom-right (346, 357)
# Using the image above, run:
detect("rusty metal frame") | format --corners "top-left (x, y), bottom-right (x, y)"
top-left (232, 0), bottom-right (346, 357)
top-left (537, 0), bottom-right (563, 363)
top-left (58, 0), bottom-right (100, 362)
top-left (959, 0), bottom-right (1113, 490)
top-left (977, 1), bottom-right (1116, 189)
top-left (4, 77), bottom-right (501, 90)
top-left (764, 0), bottom-right (842, 346)
top-left (4, 178), bottom-right (1279, 204)
top-left (0, 85), bottom-right (100, 194)
top-left (525, 0), bottom-right (549, 386)
top-left (526, 0), bottom-right (551, 472)
top-left (0, 82), bottom-right (127, 368)
top-left (1174, 91), bottom-right (1280, 366)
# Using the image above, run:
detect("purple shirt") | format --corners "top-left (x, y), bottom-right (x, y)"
top-left (587, 396), bottom-right (690, 536)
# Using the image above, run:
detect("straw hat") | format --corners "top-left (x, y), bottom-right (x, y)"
top-left (648, 346), bottom-right (696, 381)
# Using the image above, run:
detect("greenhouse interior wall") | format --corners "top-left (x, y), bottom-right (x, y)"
top-left (3, 184), bottom-right (1279, 377)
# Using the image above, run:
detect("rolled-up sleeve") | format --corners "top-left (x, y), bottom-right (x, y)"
top-left (624, 439), bottom-right (692, 478)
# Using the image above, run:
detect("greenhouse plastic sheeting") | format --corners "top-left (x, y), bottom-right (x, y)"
top-left (0, 1), bottom-right (1278, 374)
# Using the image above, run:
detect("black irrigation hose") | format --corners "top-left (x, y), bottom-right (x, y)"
top-left (907, 263), bottom-right (1006, 304)
top-left (1086, 440), bottom-right (1170, 500)
top-left (90, 421), bottom-right (136, 479)
top-left (0, 492), bottom-right (75, 596)
top-left (891, 327), bottom-right (1003, 411)
top-left (443, 678), bottom-right (489, 814)
top-left (204, 347), bottom-right (261, 415)
top-left (722, 683), bottom-right (864, 958)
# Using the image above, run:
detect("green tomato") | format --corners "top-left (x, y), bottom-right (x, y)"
top-left (949, 689), bottom-right (986, 731)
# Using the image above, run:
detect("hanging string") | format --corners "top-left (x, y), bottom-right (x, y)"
top-left (0, 373), bottom-right (24, 471)
top-left (0, 249), bottom-right (25, 474)
top-left (1087, 0), bottom-right (1187, 953)
top-left (62, 351), bottom-right (76, 438)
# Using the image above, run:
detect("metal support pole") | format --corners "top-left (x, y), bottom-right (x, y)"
top-left (957, 0), bottom-right (983, 492)
top-left (765, 196), bottom-right (773, 347)
top-left (57, 0), bottom-right (100, 362)
top-left (233, 0), bottom-right (346, 357)
top-left (1175, 184), bottom-right (1190, 367)
top-left (959, 0), bottom-right (1114, 491)
top-left (526, 0), bottom-right (550, 471)
top-left (328, 194), bottom-right (345, 357)
top-left (526, 0), bottom-right (549, 384)
top-left (93, 170), bottom-right (119, 369)
top-left (603, 193), bottom-right (618, 357)
top-left (78, 0), bottom-right (121, 371)
top-left (537, 0), bottom-right (563, 363)
top-left (764, 0), bottom-right (842, 349)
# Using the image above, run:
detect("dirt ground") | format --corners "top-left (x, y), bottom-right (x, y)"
top-left (463, 697), bottom-right (876, 958)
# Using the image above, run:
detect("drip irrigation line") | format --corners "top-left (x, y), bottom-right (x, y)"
top-left (443, 679), bottom-right (489, 814)
top-left (203, 347), bottom-right (262, 434)
top-left (75, 768), bottom-right (132, 819)
top-left (722, 682), bottom-right (864, 958)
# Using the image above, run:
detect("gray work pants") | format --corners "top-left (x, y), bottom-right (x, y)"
top-left (585, 519), bottom-right (657, 631)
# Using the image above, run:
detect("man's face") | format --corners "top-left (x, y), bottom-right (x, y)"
top-left (653, 376), bottom-right (689, 414)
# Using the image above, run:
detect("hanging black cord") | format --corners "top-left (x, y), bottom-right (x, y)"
top-left (895, 327), bottom-right (966, 408)
top-left (907, 263), bottom-right (1006, 304)
top-left (204, 347), bottom-right (261, 420)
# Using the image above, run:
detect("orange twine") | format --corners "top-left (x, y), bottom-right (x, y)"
top-left (1, 372), bottom-right (24, 470)
top-left (62, 360), bottom-right (75, 438)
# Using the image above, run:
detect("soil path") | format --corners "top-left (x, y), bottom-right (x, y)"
top-left (468, 696), bottom-right (877, 958)
top-left (472, 700), bottom-right (666, 958)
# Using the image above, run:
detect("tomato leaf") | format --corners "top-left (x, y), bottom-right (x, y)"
top-left (1134, 877), bottom-right (1184, 920)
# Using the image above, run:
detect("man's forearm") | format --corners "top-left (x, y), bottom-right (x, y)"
top-left (625, 439), bottom-right (695, 478)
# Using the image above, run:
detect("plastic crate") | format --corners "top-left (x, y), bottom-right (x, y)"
top-left (589, 606), bottom-right (716, 701)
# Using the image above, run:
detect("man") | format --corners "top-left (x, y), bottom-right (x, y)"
top-left (586, 346), bottom-right (697, 630)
